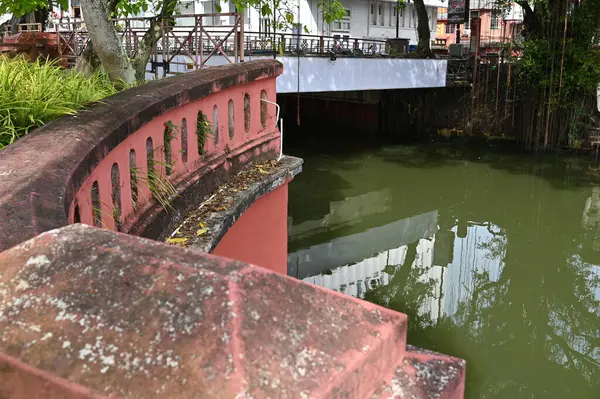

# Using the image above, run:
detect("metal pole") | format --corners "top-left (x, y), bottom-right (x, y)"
top-left (239, 12), bottom-right (245, 62)
top-left (273, 0), bottom-right (277, 59)
top-left (456, 24), bottom-right (460, 44)
top-left (395, 0), bottom-right (399, 38)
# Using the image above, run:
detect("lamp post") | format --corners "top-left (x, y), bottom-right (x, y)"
top-left (395, 0), bottom-right (409, 38)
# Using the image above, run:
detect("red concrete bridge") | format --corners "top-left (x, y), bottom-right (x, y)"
top-left (0, 60), bottom-right (465, 398)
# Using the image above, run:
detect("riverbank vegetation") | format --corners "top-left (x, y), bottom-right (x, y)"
top-left (468, 0), bottom-right (600, 152)
top-left (0, 56), bottom-right (118, 149)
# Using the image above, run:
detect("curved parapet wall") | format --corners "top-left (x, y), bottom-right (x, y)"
top-left (0, 60), bottom-right (282, 252)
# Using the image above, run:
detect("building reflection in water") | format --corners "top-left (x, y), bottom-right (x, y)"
top-left (287, 148), bottom-right (600, 398)
top-left (300, 222), bottom-right (506, 326)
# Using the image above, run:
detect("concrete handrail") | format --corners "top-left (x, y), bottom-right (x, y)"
top-left (0, 60), bottom-right (283, 252)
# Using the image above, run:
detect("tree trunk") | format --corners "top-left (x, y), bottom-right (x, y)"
top-left (131, 0), bottom-right (178, 83)
top-left (79, 0), bottom-right (135, 85)
top-left (9, 15), bottom-right (19, 35)
top-left (75, 41), bottom-right (103, 76)
top-left (413, 0), bottom-right (431, 54)
top-left (75, 0), bottom-right (119, 77)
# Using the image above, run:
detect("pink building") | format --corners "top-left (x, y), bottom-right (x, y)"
top-left (436, 2), bottom-right (523, 49)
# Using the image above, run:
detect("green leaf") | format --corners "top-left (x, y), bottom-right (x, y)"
top-left (215, 3), bottom-right (222, 12)
top-left (167, 237), bottom-right (188, 244)
top-left (260, 4), bottom-right (272, 16)
top-left (285, 11), bottom-right (294, 24)
top-left (196, 228), bottom-right (209, 236)
top-left (56, 0), bottom-right (69, 10)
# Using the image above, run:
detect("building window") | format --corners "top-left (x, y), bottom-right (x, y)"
top-left (466, 11), bottom-right (479, 30)
top-left (370, 2), bottom-right (384, 26)
top-left (429, 9), bottom-right (434, 31)
top-left (176, 1), bottom-right (195, 27)
top-left (400, 8), bottom-right (404, 27)
top-left (202, 0), bottom-right (221, 25)
top-left (445, 23), bottom-right (455, 34)
top-left (71, 0), bottom-right (81, 19)
top-left (491, 14), bottom-right (499, 29)
top-left (371, 4), bottom-right (376, 25)
top-left (389, 5), bottom-right (396, 27)
top-left (259, 17), bottom-right (270, 34)
top-left (333, 8), bottom-right (351, 31)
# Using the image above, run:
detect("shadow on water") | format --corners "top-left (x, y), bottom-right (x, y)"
top-left (378, 143), bottom-right (600, 191)
top-left (286, 132), bottom-right (600, 399)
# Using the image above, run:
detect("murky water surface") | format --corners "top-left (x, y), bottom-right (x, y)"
top-left (287, 144), bottom-right (600, 398)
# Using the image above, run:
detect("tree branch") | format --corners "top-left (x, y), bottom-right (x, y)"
top-left (547, 329), bottom-right (600, 369)
top-left (131, 0), bottom-right (179, 83)
top-left (516, 0), bottom-right (543, 38)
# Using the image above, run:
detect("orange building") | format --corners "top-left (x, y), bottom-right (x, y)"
top-left (435, 7), bottom-right (465, 47)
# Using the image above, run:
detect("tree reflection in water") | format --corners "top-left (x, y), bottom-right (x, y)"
top-left (365, 216), bottom-right (600, 399)
top-left (289, 147), bottom-right (600, 398)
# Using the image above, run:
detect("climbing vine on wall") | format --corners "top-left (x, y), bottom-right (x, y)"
top-left (196, 111), bottom-right (212, 155)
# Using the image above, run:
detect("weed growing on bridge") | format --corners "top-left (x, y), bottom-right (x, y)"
top-left (163, 121), bottom-right (179, 175)
top-left (164, 121), bottom-right (178, 141)
top-left (130, 161), bottom-right (177, 211)
top-left (196, 111), bottom-right (212, 155)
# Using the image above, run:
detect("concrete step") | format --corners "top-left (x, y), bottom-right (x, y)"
top-left (0, 224), bottom-right (413, 399)
top-left (371, 346), bottom-right (466, 399)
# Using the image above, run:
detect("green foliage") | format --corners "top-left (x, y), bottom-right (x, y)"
top-left (0, 56), bottom-right (118, 149)
top-left (196, 111), bottom-right (212, 155)
top-left (509, 0), bottom-right (600, 147)
top-left (317, 0), bottom-right (347, 24)
top-left (164, 120), bottom-right (178, 141)
top-left (131, 161), bottom-right (177, 211)
top-left (0, 0), bottom-right (67, 18)
top-left (113, 0), bottom-right (347, 30)
top-left (115, 0), bottom-right (179, 18)
top-left (231, 0), bottom-right (346, 30)
top-left (115, 0), bottom-right (152, 17)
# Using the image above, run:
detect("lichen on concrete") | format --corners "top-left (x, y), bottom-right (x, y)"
top-left (0, 224), bottom-right (425, 399)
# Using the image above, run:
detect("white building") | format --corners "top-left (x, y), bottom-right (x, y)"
top-left (171, 0), bottom-right (444, 45)
top-left (324, 0), bottom-right (443, 43)
top-left (3, 0), bottom-right (442, 45)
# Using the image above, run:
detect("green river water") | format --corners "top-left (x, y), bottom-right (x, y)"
top-left (286, 144), bottom-right (600, 398)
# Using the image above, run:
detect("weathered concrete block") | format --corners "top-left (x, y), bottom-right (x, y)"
top-left (0, 224), bottom-right (440, 398)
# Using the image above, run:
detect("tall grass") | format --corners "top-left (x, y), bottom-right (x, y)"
top-left (0, 55), bottom-right (118, 149)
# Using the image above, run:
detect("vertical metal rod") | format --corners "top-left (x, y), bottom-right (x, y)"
top-left (200, 17), bottom-right (204, 67)
top-left (234, 15), bottom-right (238, 63)
top-left (273, 0), bottom-right (277, 59)
top-left (195, 16), bottom-right (199, 69)
top-left (239, 12), bottom-right (245, 62)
